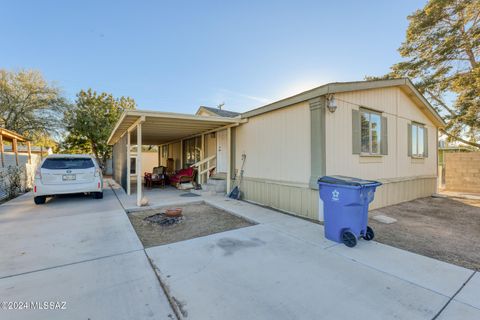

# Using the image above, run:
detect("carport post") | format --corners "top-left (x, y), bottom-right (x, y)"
top-left (0, 135), bottom-right (4, 167)
top-left (127, 131), bottom-right (131, 195)
top-left (226, 127), bottom-right (231, 194)
top-left (13, 138), bottom-right (19, 166)
top-left (200, 134), bottom-right (205, 185)
top-left (136, 123), bottom-right (142, 206)
top-left (180, 139), bottom-right (183, 169)
top-left (27, 141), bottom-right (32, 164)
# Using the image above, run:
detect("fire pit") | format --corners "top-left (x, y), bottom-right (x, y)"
top-left (165, 208), bottom-right (183, 217)
top-left (144, 209), bottom-right (184, 226)
top-left (128, 202), bottom-right (255, 247)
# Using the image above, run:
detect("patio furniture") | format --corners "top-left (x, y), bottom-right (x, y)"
top-left (169, 167), bottom-right (197, 188)
top-left (144, 166), bottom-right (167, 189)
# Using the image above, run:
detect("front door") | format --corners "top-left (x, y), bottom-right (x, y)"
top-left (216, 130), bottom-right (227, 172)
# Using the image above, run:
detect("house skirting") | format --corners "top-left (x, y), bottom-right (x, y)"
top-left (240, 176), bottom-right (437, 221)
top-left (370, 176), bottom-right (437, 210)
top-left (241, 177), bottom-right (320, 220)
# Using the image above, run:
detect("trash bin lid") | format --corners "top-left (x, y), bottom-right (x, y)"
top-left (318, 175), bottom-right (380, 187)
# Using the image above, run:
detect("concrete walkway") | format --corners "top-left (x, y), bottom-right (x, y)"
top-left (1, 180), bottom-right (479, 319)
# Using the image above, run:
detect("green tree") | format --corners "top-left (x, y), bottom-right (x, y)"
top-left (63, 89), bottom-right (136, 171)
top-left (0, 69), bottom-right (68, 139)
top-left (373, 0), bottom-right (480, 147)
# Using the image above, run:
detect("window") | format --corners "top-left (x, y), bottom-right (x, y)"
top-left (182, 137), bottom-right (201, 168)
top-left (42, 158), bottom-right (94, 170)
top-left (360, 109), bottom-right (382, 155)
top-left (130, 157), bottom-right (136, 174)
top-left (410, 123), bottom-right (427, 157)
top-left (161, 145), bottom-right (168, 159)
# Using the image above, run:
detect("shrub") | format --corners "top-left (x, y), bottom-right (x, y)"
top-left (0, 166), bottom-right (24, 200)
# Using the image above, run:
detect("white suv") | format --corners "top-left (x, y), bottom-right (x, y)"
top-left (33, 154), bottom-right (104, 205)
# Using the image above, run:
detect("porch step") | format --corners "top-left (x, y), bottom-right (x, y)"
top-left (210, 172), bottom-right (227, 180)
top-left (201, 178), bottom-right (227, 194)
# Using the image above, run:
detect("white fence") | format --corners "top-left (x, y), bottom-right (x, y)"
top-left (0, 153), bottom-right (41, 200)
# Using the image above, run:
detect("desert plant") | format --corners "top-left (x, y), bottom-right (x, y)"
top-left (0, 166), bottom-right (24, 199)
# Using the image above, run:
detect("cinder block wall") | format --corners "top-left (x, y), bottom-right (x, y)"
top-left (445, 152), bottom-right (480, 193)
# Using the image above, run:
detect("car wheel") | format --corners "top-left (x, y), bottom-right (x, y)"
top-left (34, 196), bottom-right (46, 205)
top-left (93, 192), bottom-right (103, 199)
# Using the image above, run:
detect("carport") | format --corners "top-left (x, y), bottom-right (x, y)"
top-left (107, 110), bottom-right (242, 206)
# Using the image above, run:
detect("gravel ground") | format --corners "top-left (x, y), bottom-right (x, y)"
top-left (369, 196), bottom-right (480, 271)
top-left (128, 202), bottom-right (254, 248)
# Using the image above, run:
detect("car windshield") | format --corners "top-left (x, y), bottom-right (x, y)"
top-left (42, 158), bottom-right (95, 170)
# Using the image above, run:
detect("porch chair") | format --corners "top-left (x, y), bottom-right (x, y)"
top-left (144, 166), bottom-right (166, 189)
top-left (169, 167), bottom-right (197, 188)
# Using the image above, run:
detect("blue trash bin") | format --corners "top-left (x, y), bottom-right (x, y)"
top-left (318, 175), bottom-right (381, 247)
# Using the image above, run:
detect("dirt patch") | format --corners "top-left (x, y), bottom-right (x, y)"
top-left (128, 202), bottom-right (254, 247)
top-left (369, 196), bottom-right (480, 271)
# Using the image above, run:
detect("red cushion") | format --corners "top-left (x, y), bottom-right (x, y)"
top-left (176, 167), bottom-right (194, 177)
top-left (169, 176), bottom-right (181, 183)
top-left (170, 167), bottom-right (194, 183)
top-left (176, 168), bottom-right (188, 176)
top-left (184, 167), bottom-right (194, 176)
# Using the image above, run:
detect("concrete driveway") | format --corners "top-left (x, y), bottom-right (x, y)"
top-left (1, 181), bottom-right (479, 319)
top-left (0, 187), bottom-right (175, 319)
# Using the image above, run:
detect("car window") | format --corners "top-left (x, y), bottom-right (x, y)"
top-left (42, 158), bottom-right (95, 170)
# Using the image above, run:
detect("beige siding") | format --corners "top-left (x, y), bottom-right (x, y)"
top-left (234, 101), bottom-right (313, 219)
top-left (235, 101), bottom-right (311, 184)
top-left (205, 133), bottom-right (217, 158)
top-left (197, 109), bottom-right (211, 117)
top-left (169, 142), bottom-right (181, 170)
top-left (151, 86), bottom-right (439, 221)
top-left (325, 87), bottom-right (437, 180)
top-left (204, 133), bottom-right (217, 168)
top-left (238, 87), bottom-right (439, 220)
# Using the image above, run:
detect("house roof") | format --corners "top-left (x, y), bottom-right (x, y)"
top-left (108, 78), bottom-right (446, 146)
top-left (107, 110), bottom-right (242, 145)
top-left (241, 78), bottom-right (446, 128)
top-left (196, 106), bottom-right (240, 118)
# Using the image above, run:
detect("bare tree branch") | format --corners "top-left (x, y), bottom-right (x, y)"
top-left (440, 128), bottom-right (480, 148)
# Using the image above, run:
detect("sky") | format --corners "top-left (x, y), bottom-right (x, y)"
top-left (0, 0), bottom-right (427, 114)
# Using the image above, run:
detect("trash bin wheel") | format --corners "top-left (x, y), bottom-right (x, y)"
top-left (362, 226), bottom-right (375, 241)
top-left (342, 231), bottom-right (357, 248)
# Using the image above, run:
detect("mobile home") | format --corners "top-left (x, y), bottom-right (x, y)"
top-left (108, 78), bottom-right (445, 220)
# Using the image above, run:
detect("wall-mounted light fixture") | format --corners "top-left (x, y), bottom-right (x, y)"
top-left (326, 94), bottom-right (337, 113)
